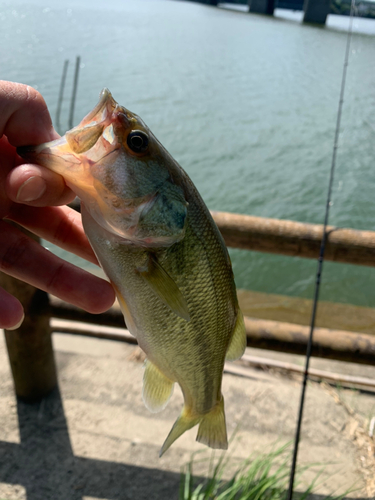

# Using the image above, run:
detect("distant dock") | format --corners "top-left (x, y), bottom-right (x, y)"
top-left (188, 0), bottom-right (375, 24)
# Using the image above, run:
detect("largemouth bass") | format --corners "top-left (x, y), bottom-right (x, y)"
top-left (18, 89), bottom-right (246, 456)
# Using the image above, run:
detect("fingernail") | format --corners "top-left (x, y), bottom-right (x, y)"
top-left (17, 176), bottom-right (47, 202)
top-left (6, 313), bottom-right (25, 331)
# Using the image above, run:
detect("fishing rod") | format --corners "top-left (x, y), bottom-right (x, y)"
top-left (286, 2), bottom-right (357, 499)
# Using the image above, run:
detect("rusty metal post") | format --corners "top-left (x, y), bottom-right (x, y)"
top-left (1, 228), bottom-right (57, 401)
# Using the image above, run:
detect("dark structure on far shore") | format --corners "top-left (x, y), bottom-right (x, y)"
top-left (191, 0), bottom-right (375, 24)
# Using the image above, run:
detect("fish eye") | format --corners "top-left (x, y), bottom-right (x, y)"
top-left (127, 130), bottom-right (149, 153)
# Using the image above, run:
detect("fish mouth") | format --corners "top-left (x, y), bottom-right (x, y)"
top-left (16, 89), bottom-right (123, 169)
top-left (16, 134), bottom-right (73, 167)
top-left (15, 88), bottom-right (148, 210)
top-left (80, 88), bottom-right (118, 126)
top-left (17, 143), bottom-right (48, 158)
top-left (83, 88), bottom-right (134, 134)
top-left (16, 88), bottom-right (139, 166)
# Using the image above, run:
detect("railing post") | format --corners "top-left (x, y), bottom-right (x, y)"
top-left (248, 0), bottom-right (275, 15)
top-left (1, 227), bottom-right (57, 401)
top-left (303, 0), bottom-right (330, 24)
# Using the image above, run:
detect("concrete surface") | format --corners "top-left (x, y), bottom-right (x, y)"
top-left (1, 327), bottom-right (375, 500)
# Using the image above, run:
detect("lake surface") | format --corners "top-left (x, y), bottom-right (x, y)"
top-left (1, 0), bottom-right (374, 307)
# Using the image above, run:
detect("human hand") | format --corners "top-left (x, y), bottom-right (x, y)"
top-left (0, 81), bottom-right (115, 329)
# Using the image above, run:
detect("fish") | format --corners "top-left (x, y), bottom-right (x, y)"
top-left (18, 89), bottom-right (246, 456)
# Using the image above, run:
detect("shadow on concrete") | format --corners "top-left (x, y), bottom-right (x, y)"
top-left (0, 388), bottom-right (182, 500)
top-left (0, 387), bottom-right (369, 500)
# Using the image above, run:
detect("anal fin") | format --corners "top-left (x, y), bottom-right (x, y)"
top-left (138, 254), bottom-right (190, 321)
top-left (143, 360), bottom-right (174, 413)
top-left (226, 310), bottom-right (246, 361)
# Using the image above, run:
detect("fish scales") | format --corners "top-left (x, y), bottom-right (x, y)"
top-left (84, 192), bottom-right (236, 414)
top-left (17, 89), bottom-right (246, 455)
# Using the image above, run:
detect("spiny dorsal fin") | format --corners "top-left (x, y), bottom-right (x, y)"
top-left (138, 254), bottom-right (190, 322)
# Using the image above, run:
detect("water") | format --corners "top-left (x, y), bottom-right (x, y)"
top-left (1, 0), bottom-right (374, 307)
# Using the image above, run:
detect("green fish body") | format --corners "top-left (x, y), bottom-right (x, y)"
top-left (18, 89), bottom-right (246, 455)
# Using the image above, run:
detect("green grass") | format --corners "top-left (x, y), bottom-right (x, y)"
top-left (179, 443), bottom-right (350, 500)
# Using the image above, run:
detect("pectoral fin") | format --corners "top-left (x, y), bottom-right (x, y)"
top-left (225, 310), bottom-right (246, 361)
top-left (143, 360), bottom-right (174, 413)
top-left (66, 123), bottom-right (104, 154)
top-left (138, 255), bottom-right (190, 321)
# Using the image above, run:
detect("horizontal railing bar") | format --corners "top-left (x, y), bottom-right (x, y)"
top-left (50, 318), bottom-right (375, 390)
top-left (49, 297), bottom-right (375, 366)
top-left (243, 317), bottom-right (375, 365)
top-left (211, 211), bottom-right (375, 266)
top-left (50, 318), bottom-right (136, 344)
top-left (68, 200), bottom-right (375, 266)
top-left (49, 295), bottom-right (124, 328)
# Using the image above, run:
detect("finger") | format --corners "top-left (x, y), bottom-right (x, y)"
top-left (6, 164), bottom-right (76, 206)
top-left (0, 81), bottom-right (58, 145)
top-left (0, 221), bottom-right (115, 313)
top-left (0, 136), bottom-right (16, 217)
top-left (0, 287), bottom-right (24, 330)
top-left (7, 205), bottom-right (98, 265)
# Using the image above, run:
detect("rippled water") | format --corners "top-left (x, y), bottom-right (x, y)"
top-left (1, 0), bottom-right (375, 306)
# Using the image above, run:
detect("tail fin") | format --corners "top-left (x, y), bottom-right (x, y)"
top-left (196, 396), bottom-right (228, 450)
top-left (159, 410), bottom-right (200, 457)
top-left (159, 397), bottom-right (228, 457)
